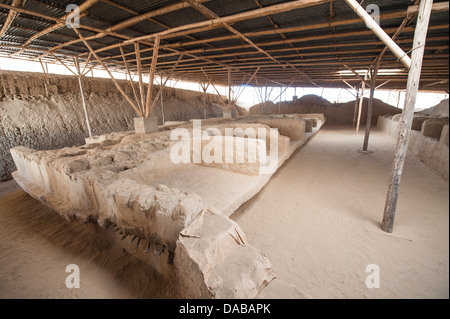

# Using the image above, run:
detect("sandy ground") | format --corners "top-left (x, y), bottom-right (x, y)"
top-left (0, 125), bottom-right (448, 299)
top-left (0, 187), bottom-right (172, 298)
top-left (232, 126), bottom-right (449, 298)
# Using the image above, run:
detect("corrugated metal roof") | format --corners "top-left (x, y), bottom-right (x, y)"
top-left (0, 0), bottom-right (447, 91)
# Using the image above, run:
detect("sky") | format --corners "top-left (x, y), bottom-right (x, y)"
top-left (0, 56), bottom-right (448, 111)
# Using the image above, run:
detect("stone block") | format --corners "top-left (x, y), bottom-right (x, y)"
top-left (134, 117), bottom-right (158, 134)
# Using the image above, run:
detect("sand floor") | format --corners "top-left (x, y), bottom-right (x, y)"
top-left (0, 125), bottom-right (448, 298)
top-left (232, 126), bottom-right (449, 298)
top-left (0, 188), bottom-right (173, 298)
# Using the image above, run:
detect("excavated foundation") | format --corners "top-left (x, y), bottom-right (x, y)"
top-left (11, 114), bottom-right (324, 298)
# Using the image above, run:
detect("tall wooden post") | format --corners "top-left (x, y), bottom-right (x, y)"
top-left (353, 85), bottom-right (359, 127)
top-left (381, 0), bottom-right (433, 233)
top-left (145, 36), bottom-right (160, 118)
top-left (363, 64), bottom-right (379, 151)
top-left (228, 68), bottom-right (233, 103)
top-left (160, 75), bottom-right (165, 124)
top-left (135, 42), bottom-right (145, 112)
top-left (355, 76), bottom-right (367, 135)
top-left (74, 57), bottom-right (92, 138)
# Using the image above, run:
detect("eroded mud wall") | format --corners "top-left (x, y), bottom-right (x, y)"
top-left (0, 71), bottom-right (238, 181)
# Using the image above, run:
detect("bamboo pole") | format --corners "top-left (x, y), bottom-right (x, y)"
top-left (0, 0), bottom-right (26, 38)
top-left (49, 52), bottom-right (77, 76)
top-left (150, 54), bottom-right (183, 112)
top-left (356, 69), bottom-right (370, 134)
top-left (362, 65), bottom-right (379, 151)
top-left (145, 35), bottom-right (160, 117)
top-left (39, 58), bottom-right (50, 84)
top-left (382, 0), bottom-right (433, 233)
top-left (201, 68), bottom-right (227, 105)
top-left (73, 27), bottom-right (143, 117)
top-left (135, 42), bottom-right (146, 113)
top-left (120, 46), bottom-right (142, 112)
top-left (235, 67), bottom-right (260, 102)
top-left (160, 75), bottom-right (165, 125)
top-left (344, 0), bottom-right (412, 69)
top-left (11, 0), bottom-right (100, 57)
top-left (228, 68), bottom-right (232, 101)
top-left (273, 80), bottom-right (295, 102)
top-left (353, 87), bottom-right (359, 127)
top-left (74, 57), bottom-right (93, 138)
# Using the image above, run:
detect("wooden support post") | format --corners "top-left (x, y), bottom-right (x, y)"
top-left (228, 68), bottom-right (232, 101)
top-left (49, 52), bottom-right (77, 76)
top-left (81, 52), bottom-right (92, 76)
top-left (160, 75), bottom-right (165, 124)
top-left (353, 87), bottom-right (359, 127)
top-left (273, 80), bottom-right (295, 102)
top-left (356, 69), bottom-right (370, 134)
top-left (201, 68), bottom-right (227, 106)
top-left (39, 58), bottom-right (50, 84)
top-left (201, 82), bottom-right (210, 119)
top-left (135, 42), bottom-right (145, 112)
top-left (145, 35), bottom-right (160, 117)
top-left (120, 46), bottom-right (142, 112)
top-left (74, 57), bottom-right (93, 138)
top-left (345, 0), bottom-right (412, 69)
top-left (73, 27), bottom-right (143, 117)
top-left (234, 67), bottom-right (260, 103)
top-left (150, 54), bottom-right (183, 112)
top-left (396, 90), bottom-right (402, 108)
top-left (363, 64), bottom-right (379, 151)
top-left (381, 0), bottom-right (433, 233)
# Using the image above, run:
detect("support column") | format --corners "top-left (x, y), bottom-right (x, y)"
top-left (363, 65), bottom-right (379, 151)
top-left (356, 73), bottom-right (368, 135)
top-left (353, 87), bottom-right (359, 127)
top-left (160, 75), bottom-right (165, 124)
top-left (74, 57), bottom-right (92, 138)
top-left (381, 0), bottom-right (433, 233)
top-left (145, 35), bottom-right (161, 117)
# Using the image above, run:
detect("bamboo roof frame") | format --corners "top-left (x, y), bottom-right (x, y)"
top-left (0, 0), bottom-right (448, 93)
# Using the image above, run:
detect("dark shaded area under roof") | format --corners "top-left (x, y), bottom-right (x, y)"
top-left (0, 0), bottom-right (448, 91)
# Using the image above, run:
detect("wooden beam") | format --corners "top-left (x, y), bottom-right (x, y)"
top-left (150, 54), bottom-right (183, 112)
top-left (273, 79), bottom-right (295, 102)
top-left (353, 86), bottom-right (359, 126)
top-left (38, 58), bottom-right (50, 84)
top-left (0, 0), bottom-right (26, 38)
top-left (185, 0), bottom-right (317, 85)
top-left (76, 0), bottom-right (331, 56)
top-left (145, 36), bottom-right (160, 117)
top-left (343, 64), bottom-right (371, 87)
top-left (382, 0), bottom-right (433, 233)
top-left (49, 52), bottom-right (77, 76)
top-left (356, 69), bottom-right (370, 134)
top-left (73, 27), bottom-right (143, 117)
top-left (135, 42), bottom-right (146, 113)
top-left (74, 56), bottom-right (93, 138)
top-left (235, 67), bottom-right (260, 101)
top-left (120, 46), bottom-right (142, 112)
top-left (80, 52), bottom-right (92, 76)
top-left (344, 0), bottom-right (412, 69)
top-left (201, 68), bottom-right (227, 105)
top-left (362, 65), bottom-right (379, 151)
top-left (11, 0), bottom-right (100, 56)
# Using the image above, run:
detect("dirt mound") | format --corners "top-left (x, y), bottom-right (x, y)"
top-left (0, 71), bottom-right (245, 181)
top-left (417, 99), bottom-right (449, 117)
top-left (249, 95), bottom-right (401, 125)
